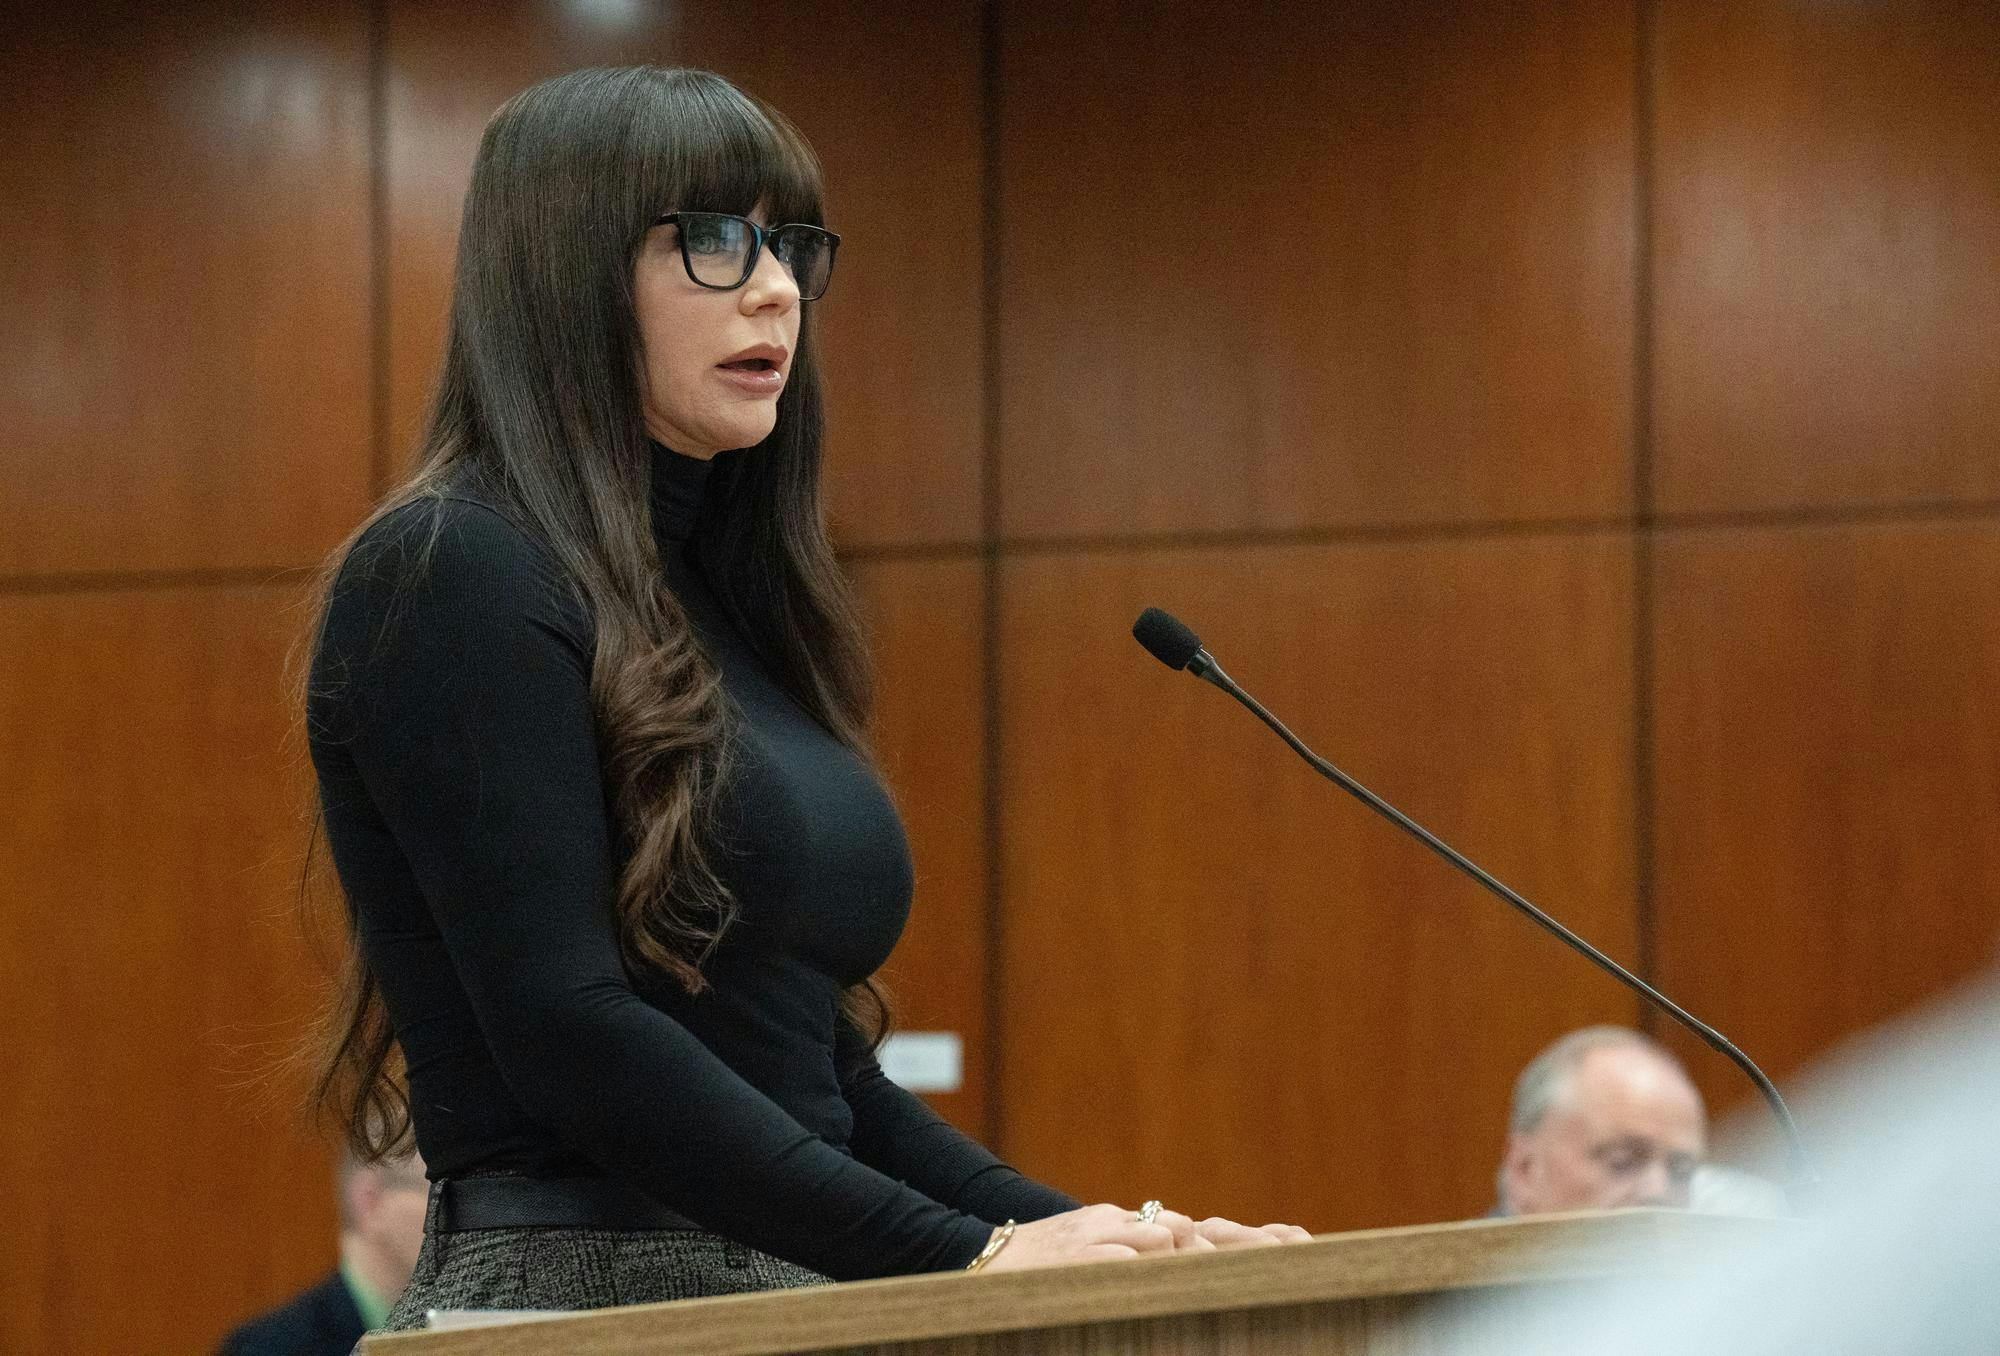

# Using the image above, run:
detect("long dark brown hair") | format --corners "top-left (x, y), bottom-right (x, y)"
top-left (299, 66), bottom-right (889, 1161)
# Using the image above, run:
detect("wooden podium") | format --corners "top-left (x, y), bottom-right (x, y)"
top-left (364, 1210), bottom-right (1765, 1355)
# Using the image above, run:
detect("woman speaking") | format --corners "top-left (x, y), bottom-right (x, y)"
top-left (304, 65), bottom-right (1304, 1333)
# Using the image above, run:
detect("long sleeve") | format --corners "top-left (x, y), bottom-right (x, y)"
top-left (835, 1014), bottom-right (1083, 1224)
top-left (309, 498), bottom-right (992, 1280)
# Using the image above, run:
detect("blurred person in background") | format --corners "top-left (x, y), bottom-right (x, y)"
top-left (217, 1145), bottom-right (428, 1356)
top-left (1494, 1026), bottom-right (1707, 1216)
top-left (1455, 971), bottom-right (2000, 1353)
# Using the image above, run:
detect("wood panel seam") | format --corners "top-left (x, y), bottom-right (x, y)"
top-left (0, 566), bottom-right (317, 596)
top-left (368, 0), bottom-right (392, 498)
top-left (978, 0), bottom-right (1008, 1153)
top-left (883, 498), bottom-right (2000, 565)
top-left (1632, 0), bottom-right (1661, 1023)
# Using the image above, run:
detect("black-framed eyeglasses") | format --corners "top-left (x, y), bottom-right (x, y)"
top-left (653, 211), bottom-right (840, 301)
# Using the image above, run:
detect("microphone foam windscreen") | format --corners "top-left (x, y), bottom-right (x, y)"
top-left (1132, 607), bottom-right (1202, 671)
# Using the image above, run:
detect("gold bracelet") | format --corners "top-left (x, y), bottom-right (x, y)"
top-left (965, 1219), bottom-right (1017, 1272)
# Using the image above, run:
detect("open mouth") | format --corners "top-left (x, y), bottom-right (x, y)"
top-left (718, 357), bottom-right (777, 371)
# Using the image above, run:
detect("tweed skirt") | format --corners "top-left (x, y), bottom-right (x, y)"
top-left (366, 1179), bottom-right (831, 1342)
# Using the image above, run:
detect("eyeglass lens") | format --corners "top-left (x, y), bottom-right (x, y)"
top-left (678, 213), bottom-right (835, 300)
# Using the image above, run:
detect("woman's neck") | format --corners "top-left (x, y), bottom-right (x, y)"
top-left (650, 441), bottom-right (715, 545)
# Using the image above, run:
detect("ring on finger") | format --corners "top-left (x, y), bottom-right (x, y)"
top-left (1136, 1199), bottom-right (1164, 1225)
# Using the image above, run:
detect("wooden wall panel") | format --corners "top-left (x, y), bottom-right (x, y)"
top-left (997, 537), bottom-right (1638, 1232)
top-left (5, 13), bottom-right (1997, 1356)
top-left (1653, 1), bottom-right (2000, 514)
top-left (684, 5), bottom-right (985, 549)
top-left (384, 0), bottom-right (982, 545)
top-left (381, 0), bottom-right (674, 475)
top-left (0, 7), bottom-right (375, 577)
top-left (1652, 522), bottom-right (2000, 1126)
top-left (850, 557), bottom-right (990, 1136)
top-left (0, 584), bottom-right (333, 1356)
top-left (997, 1), bottom-right (1636, 540)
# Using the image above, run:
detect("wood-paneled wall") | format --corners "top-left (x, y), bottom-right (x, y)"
top-left (1645, 0), bottom-right (2000, 1114)
top-left (4, 2), bottom-right (1995, 1351)
top-left (998, 3), bottom-right (1637, 537)
top-left (3, 8), bottom-right (375, 1354)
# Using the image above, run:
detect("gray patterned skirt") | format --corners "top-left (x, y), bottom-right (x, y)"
top-left (368, 1181), bottom-right (831, 1340)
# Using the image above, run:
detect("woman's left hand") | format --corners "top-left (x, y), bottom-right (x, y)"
top-left (1188, 1216), bottom-right (1314, 1249)
top-left (1144, 1205), bottom-right (1315, 1253)
top-left (1143, 1208), bottom-right (1213, 1251)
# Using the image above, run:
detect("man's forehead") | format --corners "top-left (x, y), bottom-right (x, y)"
top-left (1574, 1043), bottom-right (1698, 1096)
top-left (1564, 1048), bottom-right (1706, 1139)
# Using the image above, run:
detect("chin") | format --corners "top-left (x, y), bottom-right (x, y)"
top-left (723, 416), bottom-right (780, 452)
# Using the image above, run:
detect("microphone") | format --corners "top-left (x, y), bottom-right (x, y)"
top-left (1131, 605), bottom-right (1816, 1199)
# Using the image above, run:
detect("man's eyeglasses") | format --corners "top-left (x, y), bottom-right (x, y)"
top-left (653, 211), bottom-right (840, 301)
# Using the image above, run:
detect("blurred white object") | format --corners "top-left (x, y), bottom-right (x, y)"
top-left (1686, 1162), bottom-right (1788, 1217)
top-left (424, 1308), bottom-right (567, 1330)
top-left (1458, 973), bottom-right (2000, 1354)
top-left (878, 1031), bottom-right (963, 1093)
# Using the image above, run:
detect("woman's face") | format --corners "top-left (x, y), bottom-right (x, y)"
top-left (632, 206), bottom-right (802, 459)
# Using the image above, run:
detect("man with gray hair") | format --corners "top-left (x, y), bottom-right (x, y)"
top-left (1495, 1026), bottom-right (1707, 1216)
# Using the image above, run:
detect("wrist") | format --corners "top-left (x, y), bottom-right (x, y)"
top-left (964, 1219), bottom-right (1017, 1272)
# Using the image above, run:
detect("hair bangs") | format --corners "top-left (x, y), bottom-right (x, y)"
top-left (629, 69), bottom-right (826, 230)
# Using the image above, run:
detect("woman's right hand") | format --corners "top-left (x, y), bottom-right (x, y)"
top-left (976, 1203), bottom-right (1188, 1273)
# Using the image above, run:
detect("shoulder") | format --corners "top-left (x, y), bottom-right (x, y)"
top-left (338, 488), bottom-right (559, 599)
top-left (325, 479), bottom-right (588, 639)
top-left (215, 1272), bottom-right (360, 1356)
top-left (312, 487), bottom-right (593, 711)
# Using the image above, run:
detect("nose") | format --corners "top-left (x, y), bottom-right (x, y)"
top-left (1630, 1158), bottom-right (1676, 1207)
top-left (739, 241), bottom-right (799, 314)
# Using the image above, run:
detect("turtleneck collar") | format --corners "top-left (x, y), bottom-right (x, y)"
top-left (650, 441), bottom-right (716, 545)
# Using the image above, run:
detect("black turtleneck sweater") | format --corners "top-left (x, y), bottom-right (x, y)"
top-left (306, 446), bottom-right (1077, 1282)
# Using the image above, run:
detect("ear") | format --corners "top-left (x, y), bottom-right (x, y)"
top-left (343, 1170), bottom-right (385, 1229)
top-left (1500, 1133), bottom-right (1537, 1212)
